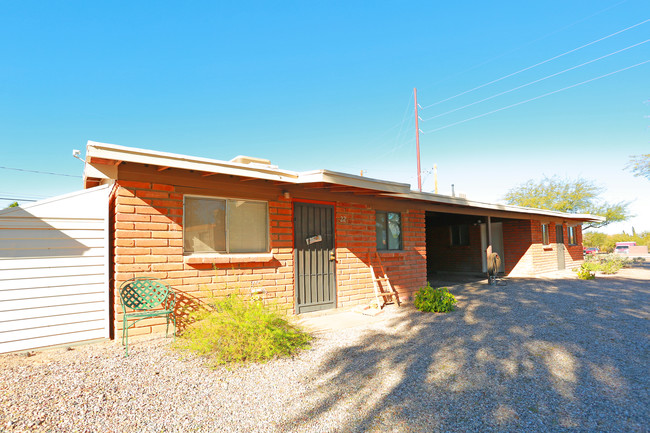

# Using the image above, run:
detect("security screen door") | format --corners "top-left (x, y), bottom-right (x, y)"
top-left (294, 202), bottom-right (336, 314)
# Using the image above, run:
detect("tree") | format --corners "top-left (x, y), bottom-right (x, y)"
top-left (8, 201), bottom-right (19, 208)
top-left (626, 154), bottom-right (650, 180)
top-left (503, 176), bottom-right (630, 230)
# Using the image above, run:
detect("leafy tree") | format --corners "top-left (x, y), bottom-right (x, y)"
top-left (626, 154), bottom-right (650, 180)
top-left (584, 230), bottom-right (650, 252)
top-left (503, 176), bottom-right (629, 230)
top-left (4, 201), bottom-right (19, 208)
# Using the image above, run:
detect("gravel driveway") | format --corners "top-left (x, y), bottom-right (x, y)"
top-left (2, 265), bottom-right (649, 433)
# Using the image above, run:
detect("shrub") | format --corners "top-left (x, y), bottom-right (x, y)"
top-left (580, 254), bottom-right (631, 275)
top-left (576, 265), bottom-right (595, 280)
top-left (414, 284), bottom-right (457, 313)
top-left (175, 295), bottom-right (311, 366)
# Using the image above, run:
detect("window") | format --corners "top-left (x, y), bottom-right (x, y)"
top-left (567, 226), bottom-right (577, 245)
top-left (541, 223), bottom-right (550, 245)
top-left (450, 224), bottom-right (470, 246)
top-left (184, 196), bottom-right (268, 254)
top-left (376, 211), bottom-right (402, 250)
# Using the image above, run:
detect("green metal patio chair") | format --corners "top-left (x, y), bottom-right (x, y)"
top-left (119, 277), bottom-right (176, 356)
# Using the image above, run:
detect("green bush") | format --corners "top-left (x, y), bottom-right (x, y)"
top-left (175, 295), bottom-right (311, 366)
top-left (576, 265), bottom-right (595, 280)
top-left (414, 284), bottom-right (457, 313)
top-left (580, 254), bottom-right (631, 275)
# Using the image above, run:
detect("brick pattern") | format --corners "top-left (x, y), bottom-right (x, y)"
top-left (111, 177), bottom-right (585, 335)
top-left (503, 219), bottom-right (533, 276)
top-left (507, 221), bottom-right (583, 276)
top-left (335, 204), bottom-right (426, 306)
top-left (427, 225), bottom-right (482, 273)
top-left (112, 181), bottom-right (294, 337)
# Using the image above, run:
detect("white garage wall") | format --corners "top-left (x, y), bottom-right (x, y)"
top-left (0, 185), bottom-right (111, 354)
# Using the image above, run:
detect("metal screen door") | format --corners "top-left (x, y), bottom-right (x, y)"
top-left (556, 225), bottom-right (565, 270)
top-left (294, 202), bottom-right (336, 314)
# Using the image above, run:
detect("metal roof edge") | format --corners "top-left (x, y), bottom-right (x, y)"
top-left (0, 184), bottom-right (111, 216)
top-left (393, 191), bottom-right (606, 222)
top-left (297, 169), bottom-right (412, 193)
top-left (85, 141), bottom-right (300, 181)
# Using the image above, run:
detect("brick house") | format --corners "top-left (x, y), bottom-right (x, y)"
top-left (83, 141), bottom-right (602, 337)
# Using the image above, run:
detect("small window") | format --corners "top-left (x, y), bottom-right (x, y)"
top-left (541, 223), bottom-right (550, 245)
top-left (184, 196), bottom-right (269, 254)
top-left (376, 211), bottom-right (402, 250)
top-left (567, 226), bottom-right (577, 245)
top-left (450, 224), bottom-right (470, 246)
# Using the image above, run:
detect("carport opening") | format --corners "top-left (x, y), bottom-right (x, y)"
top-left (425, 211), bottom-right (507, 283)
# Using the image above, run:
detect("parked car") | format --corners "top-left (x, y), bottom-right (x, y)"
top-left (614, 245), bottom-right (630, 254)
top-left (583, 247), bottom-right (599, 256)
top-left (614, 242), bottom-right (636, 255)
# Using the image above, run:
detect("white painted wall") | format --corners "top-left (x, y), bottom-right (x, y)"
top-left (0, 185), bottom-right (111, 353)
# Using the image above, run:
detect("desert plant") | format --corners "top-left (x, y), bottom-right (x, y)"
top-left (175, 294), bottom-right (311, 366)
top-left (580, 253), bottom-right (632, 275)
top-left (576, 265), bottom-right (595, 280)
top-left (414, 284), bottom-right (457, 313)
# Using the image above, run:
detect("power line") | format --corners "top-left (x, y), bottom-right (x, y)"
top-left (420, 59), bottom-right (650, 135)
top-left (419, 39), bottom-right (650, 122)
top-left (0, 197), bottom-right (37, 202)
top-left (0, 166), bottom-right (81, 178)
top-left (415, 0), bottom-right (630, 94)
top-left (418, 18), bottom-right (650, 110)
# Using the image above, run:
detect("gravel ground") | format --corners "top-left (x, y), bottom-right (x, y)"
top-left (2, 264), bottom-right (649, 433)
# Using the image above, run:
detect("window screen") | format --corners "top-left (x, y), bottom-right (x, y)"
top-left (184, 196), bottom-right (268, 254)
top-left (376, 211), bottom-right (402, 250)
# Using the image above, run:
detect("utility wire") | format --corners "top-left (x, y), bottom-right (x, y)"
top-left (420, 59), bottom-right (650, 135)
top-left (419, 39), bottom-right (650, 122)
top-left (0, 197), bottom-right (37, 202)
top-left (419, 18), bottom-right (650, 110)
top-left (0, 166), bottom-right (81, 178)
top-left (415, 0), bottom-right (630, 94)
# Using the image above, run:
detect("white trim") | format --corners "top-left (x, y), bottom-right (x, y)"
top-left (84, 141), bottom-right (605, 223)
top-left (183, 194), bottom-right (270, 254)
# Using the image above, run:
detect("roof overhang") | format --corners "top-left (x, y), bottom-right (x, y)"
top-left (82, 141), bottom-right (605, 224)
top-left (391, 191), bottom-right (605, 223)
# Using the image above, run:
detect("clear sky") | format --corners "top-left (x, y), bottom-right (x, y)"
top-left (1, 1), bottom-right (648, 234)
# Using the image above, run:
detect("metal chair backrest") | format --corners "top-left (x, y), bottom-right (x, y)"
top-left (120, 277), bottom-right (172, 311)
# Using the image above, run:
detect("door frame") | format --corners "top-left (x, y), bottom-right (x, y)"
top-left (293, 200), bottom-right (337, 314)
top-left (556, 224), bottom-right (565, 270)
top-left (481, 222), bottom-right (505, 273)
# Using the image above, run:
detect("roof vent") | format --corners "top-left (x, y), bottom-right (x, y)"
top-left (230, 155), bottom-right (272, 166)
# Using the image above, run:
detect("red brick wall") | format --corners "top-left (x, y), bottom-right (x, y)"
top-left (502, 219), bottom-right (533, 275)
top-left (566, 225), bottom-right (584, 264)
top-left (427, 225), bottom-right (482, 273)
top-left (112, 180), bottom-right (428, 336)
top-left (334, 204), bottom-right (426, 307)
top-left (506, 220), bottom-right (583, 276)
top-left (113, 181), bottom-right (295, 337)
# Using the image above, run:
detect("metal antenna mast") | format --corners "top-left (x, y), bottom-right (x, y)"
top-left (414, 87), bottom-right (422, 192)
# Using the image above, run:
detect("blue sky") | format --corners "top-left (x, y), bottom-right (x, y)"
top-left (1, 0), bottom-right (648, 233)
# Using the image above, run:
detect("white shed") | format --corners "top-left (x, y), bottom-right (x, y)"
top-left (0, 185), bottom-right (111, 353)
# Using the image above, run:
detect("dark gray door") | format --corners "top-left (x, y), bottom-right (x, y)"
top-left (294, 203), bottom-right (336, 314)
top-left (556, 225), bottom-right (565, 270)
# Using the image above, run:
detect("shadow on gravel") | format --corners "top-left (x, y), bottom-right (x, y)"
top-left (281, 266), bottom-right (649, 432)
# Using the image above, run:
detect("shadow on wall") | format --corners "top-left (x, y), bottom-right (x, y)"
top-left (278, 270), bottom-right (649, 432)
top-left (0, 206), bottom-right (93, 258)
top-left (172, 259), bottom-right (288, 333)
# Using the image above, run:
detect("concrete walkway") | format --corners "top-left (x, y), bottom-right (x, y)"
top-left (293, 304), bottom-right (404, 333)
